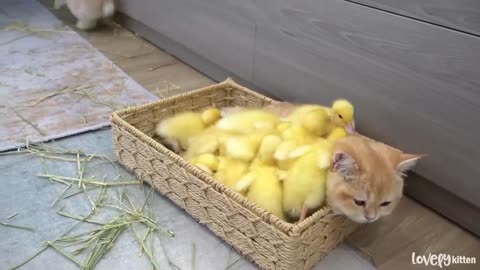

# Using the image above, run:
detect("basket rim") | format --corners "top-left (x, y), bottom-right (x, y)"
top-left (111, 78), bottom-right (340, 235)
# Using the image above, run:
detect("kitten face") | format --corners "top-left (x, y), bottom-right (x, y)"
top-left (327, 166), bottom-right (403, 223)
top-left (326, 136), bottom-right (424, 223)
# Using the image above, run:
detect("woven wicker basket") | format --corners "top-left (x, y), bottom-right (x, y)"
top-left (111, 79), bottom-right (359, 270)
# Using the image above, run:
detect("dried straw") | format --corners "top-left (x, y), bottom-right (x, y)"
top-left (16, 84), bottom-right (94, 107)
top-left (6, 213), bottom-right (18, 220)
top-left (2, 22), bottom-right (73, 36)
top-left (10, 82), bottom-right (121, 111)
top-left (191, 242), bottom-right (196, 270)
top-left (225, 257), bottom-right (242, 270)
top-left (7, 141), bottom-right (175, 270)
top-left (9, 187), bottom-right (106, 270)
top-left (24, 69), bottom-right (46, 77)
top-left (0, 221), bottom-right (34, 232)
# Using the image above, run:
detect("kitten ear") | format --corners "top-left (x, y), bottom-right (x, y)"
top-left (397, 154), bottom-right (426, 174)
top-left (331, 151), bottom-right (358, 177)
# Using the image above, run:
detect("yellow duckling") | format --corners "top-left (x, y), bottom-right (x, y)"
top-left (276, 122), bottom-right (291, 133)
top-left (281, 124), bottom-right (317, 145)
top-left (273, 140), bottom-right (303, 170)
top-left (286, 105), bottom-right (330, 137)
top-left (156, 107), bottom-right (222, 150)
top-left (326, 127), bottom-right (348, 142)
top-left (214, 156), bottom-right (249, 194)
top-left (283, 139), bottom-right (333, 222)
top-left (219, 133), bottom-right (263, 162)
top-left (284, 99), bottom-right (355, 135)
top-left (256, 134), bottom-right (282, 165)
top-left (234, 164), bottom-right (286, 220)
top-left (215, 109), bottom-right (280, 134)
top-left (189, 153), bottom-right (219, 175)
top-left (201, 107), bottom-right (222, 124)
top-left (326, 99), bottom-right (355, 134)
top-left (220, 129), bottom-right (276, 161)
top-left (183, 127), bottom-right (230, 159)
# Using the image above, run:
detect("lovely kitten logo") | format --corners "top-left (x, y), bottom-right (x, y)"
top-left (411, 252), bottom-right (477, 268)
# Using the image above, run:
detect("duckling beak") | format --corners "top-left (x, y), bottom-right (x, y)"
top-left (345, 121), bottom-right (355, 135)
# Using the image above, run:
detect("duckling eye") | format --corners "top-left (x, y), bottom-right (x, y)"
top-left (380, 201), bottom-right (391, 207)
top-left (353, 199), bottom-right (365, 207)
top-left (338, 114), bottom-right (343, 119)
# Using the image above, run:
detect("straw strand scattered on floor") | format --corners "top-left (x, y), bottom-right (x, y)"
top-left (5, 140), bottom-right (178, 270)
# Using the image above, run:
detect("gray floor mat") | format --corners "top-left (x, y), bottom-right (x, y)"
top-left (0, 0), bottom-right (157, 152)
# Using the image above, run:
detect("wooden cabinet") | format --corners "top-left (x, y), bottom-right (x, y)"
top-left (118, 0), bottom-right (257, 81)
top-left (349, 0), bottom-right (480, 36)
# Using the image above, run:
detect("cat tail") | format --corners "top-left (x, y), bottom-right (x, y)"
top-left (102, 0), bottom-right (115, 18)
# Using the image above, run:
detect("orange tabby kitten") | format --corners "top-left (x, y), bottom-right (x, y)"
top-left (265, 101), bottom-right (424, 223)
top-left (327, 135), bottom-right (424, 223)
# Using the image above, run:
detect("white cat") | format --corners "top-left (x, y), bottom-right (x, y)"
top-left (54, 0), bottom-right (115, 30)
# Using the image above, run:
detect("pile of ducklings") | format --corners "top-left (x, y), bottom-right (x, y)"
top-left (155, 100), bottom-right (354, 222)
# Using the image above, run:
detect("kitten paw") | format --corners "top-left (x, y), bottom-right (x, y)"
top-left (76, 20), bottom-right (97, 30)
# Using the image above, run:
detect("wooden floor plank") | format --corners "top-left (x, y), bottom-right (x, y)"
top-left (348, 197), bottom-right (479, 269)
top-left (39, 0), bottom-right (213, 98)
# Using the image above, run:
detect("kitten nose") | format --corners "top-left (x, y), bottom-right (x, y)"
top-left (364, 210), bottom-right (376, 221)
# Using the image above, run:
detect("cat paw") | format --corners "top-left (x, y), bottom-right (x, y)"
top-left (76, 20), bottom-right (97, 30)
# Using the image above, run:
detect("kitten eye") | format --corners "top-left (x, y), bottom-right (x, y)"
top-left (353, 199), bottom-right (365, 207)
top-left (380, 201), bottom-right (391, 207)
top-left (338, 114), bottom-right (343, 119)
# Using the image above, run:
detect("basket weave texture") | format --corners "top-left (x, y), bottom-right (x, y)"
top-left (111, 79), bottom-right (359, 270)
